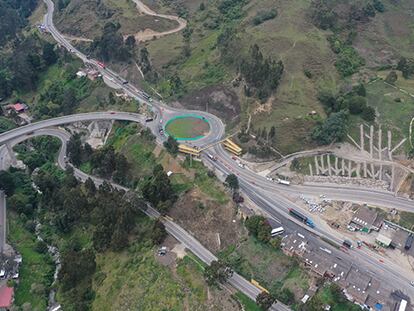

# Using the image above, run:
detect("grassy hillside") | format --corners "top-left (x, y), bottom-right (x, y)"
top-left (52, 0), bottom-right (414, 154)
top-left (54, 0), bottom-right (178, 38)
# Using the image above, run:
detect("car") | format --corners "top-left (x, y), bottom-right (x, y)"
top-left (110, 111), bottom-right (116, 114)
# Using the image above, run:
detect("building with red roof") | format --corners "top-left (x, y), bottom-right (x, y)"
top-left (0, 286), bottom-right (14, 310)
top-left (11, 103), bottom-right (27, 113)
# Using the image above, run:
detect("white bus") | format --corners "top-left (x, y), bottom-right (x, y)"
top-left (271, 227), bottom-right (285, 237)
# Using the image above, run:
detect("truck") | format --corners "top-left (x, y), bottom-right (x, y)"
top-left (405, 234), bottom-right (413, 250)
top-left (141, 91), bottom-right (153, 102)
top-left (97, 61), bottom-right (106, 69)
top-left (288, 208), bottom-right (315, 228)
top-left (277, 178), bottom-right (290, 186)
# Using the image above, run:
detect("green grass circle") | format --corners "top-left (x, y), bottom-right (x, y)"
top-left (165, 115), bottom-right (210, 141)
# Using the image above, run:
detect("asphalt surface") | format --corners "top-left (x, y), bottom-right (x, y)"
top-left (0, 127), bottom-right (287, 311)
top-left (0, 0), bottom-right (411, 305)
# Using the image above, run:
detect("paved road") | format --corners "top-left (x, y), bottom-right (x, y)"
top-left (42, 0), bottom-right (224, 148)
top-left (0, 0), bottom-right (401, 304)
top-left (0, 128), bottom-right (288, 310)
top-left (207, 153), bottom-right (414, 298)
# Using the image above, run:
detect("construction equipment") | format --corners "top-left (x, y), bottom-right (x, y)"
top-left (222, 138), bottom-right (242, 156)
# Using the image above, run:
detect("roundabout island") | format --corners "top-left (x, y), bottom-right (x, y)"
top-left (164, 114), bottom-right (210, 141)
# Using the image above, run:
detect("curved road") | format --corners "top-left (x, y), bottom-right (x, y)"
top-left (0, 0), bottom-right (409, 304)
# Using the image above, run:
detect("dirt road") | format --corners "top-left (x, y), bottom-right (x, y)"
top-left (129, 0), bottom-right (187, 42)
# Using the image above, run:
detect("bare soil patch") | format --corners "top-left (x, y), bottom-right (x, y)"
top-left (176, 85), bottom-right (241, 124)
top-left (169, 188), bottom-right (246, 253)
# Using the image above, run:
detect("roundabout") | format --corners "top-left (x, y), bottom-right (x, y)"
top-left (164, 114), bottom-right (210, 141)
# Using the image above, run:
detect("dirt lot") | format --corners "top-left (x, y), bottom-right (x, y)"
top-left (174, 85), bottom-right (241, 125)
top-left (169, 187), bottom-right (246, 253)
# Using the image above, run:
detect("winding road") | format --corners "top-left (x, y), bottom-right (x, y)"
top-left (0, 0), bottom-right (413, 307)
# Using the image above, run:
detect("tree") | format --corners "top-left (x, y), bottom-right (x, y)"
top-left (42, 42), bottom-right (58, 65)
top-left (163, 135), bottom-right (179, 155)
top-left (361, 105), bottom-right (376, 121)
top-left (199, 2), bottom-right (205, 10)
top-left (269, 126), bottom-right (276, 139)
top-left (256, 291), bottom-right (275, 310)
top-left (225, 174), bottom-right (239, 191)
top-left (125, 35), bottom-right (136, 49)
top-left (151, 220), bottom-right (167, 245)
top-left (312, 110), bottom-right (349, 145)
top-left (0, 171), bottom-right (15, 195)
top-left (373, 0), bottom-right (385, 12)
top-left (385, 71), bottom-right (398, 84)
top-left (353, 84), bottom-right (366, 97)
top-left (204, 260), bottom-right (232, 286)
top-left (245, 215), bottom-right (271, 243)
top-left (347, 95), bottom-right (367, 115)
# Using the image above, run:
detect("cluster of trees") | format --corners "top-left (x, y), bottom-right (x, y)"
top-left (0, 35), bottom-right (59, 99)
top-left (309, 0), bottom-right (385, 77)
top-left (218, 0), bottom-right (247, 21)
top-left (0, 0), bottom-right (37, 46)
top-left (312, 84), bottom-right (376, 145)
top-left (163, 135), bottom-right (179, 155)
top-left (244, 215), bottom-right (272, 243)
top-left (91, 22), bottom-right (132, 62)
top-left (310, 0), bottom-right (385, 31)
top-left (15, 136), bottom-right (61, 171)
top-left (397, 57), bottom-right (414, 79)
top-left (328, 35), bottom-right (365, 77)
top-left (224, 173), bottom-right (239, 191)
top-left (312, 110), bottom-right (349, 145)
top-left (203, 259), bottom-right (233, 286)
top-left (241, 44), bottom-right (284, 101)
top-left (317, 84), bottom-right (375, 121)
top-left (142, 164), bottom-right (177, 215)
top-left (58, 248), bottom-right (96, 310)
top-left (67, 134), bottom-right (134, 186)
top-left (137, 47), bottom-right (159, 83)
top-left (252, 9), bottom-right (277, 26)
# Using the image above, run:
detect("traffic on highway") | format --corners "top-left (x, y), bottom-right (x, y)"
top-left (0, 0), bottom-right (412, 309)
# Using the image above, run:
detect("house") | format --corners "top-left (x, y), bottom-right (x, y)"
top-left (0, 286), bottom-right (13, 310)
top-left (376, 234), bottom-right (392, 247)
top-left (349, 206), bottom-right (383, 233)
top-left (7, 103), bottom-right (28, 114)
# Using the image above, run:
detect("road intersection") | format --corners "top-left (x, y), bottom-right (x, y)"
top-left (0, 0), bottom-right (413, 307)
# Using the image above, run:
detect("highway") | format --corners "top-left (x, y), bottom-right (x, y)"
top-left (0, 0), bottom-right (409, 305)
top-left (0, 127), bottom-right (288, 311)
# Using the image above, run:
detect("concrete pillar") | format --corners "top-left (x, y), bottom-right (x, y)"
top-left (360, 124), bottom-right (364, 152)
top-left (370, 126), bottom-right (374, 158)
top-left (348, 160), bottom-right (352, 178)
top-left (390, 165), bottom-right (395, 190)
top-left (342, 158), bottom-right (345, 176)
top-left (388, 130), bottom-right (392, 160)
top-left (363, 162), bottom-right (367, 178)
top-left (327, 154), bottom-right (332, 176)
top-left (378, 128), bottom-right (382, 160)
top-left (6, 143), bottom-right (17, 166)
top-left (379, 164), bottom-right (382, 181)
top-left (335, 157), bottom-right (339, 174)
top-left (356, 163), bottom-right (361, 178)
top-left (314, 156), bottom-right (320, 175)
top-left (320, 155), bottom-right (325, 173)
top-left (309, 164), bottom-right (313, 176)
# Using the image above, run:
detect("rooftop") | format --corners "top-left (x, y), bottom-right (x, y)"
top-left (351, 206), bottom-right (380, 229)
top-left (0, 286), bottom-right (13, 308)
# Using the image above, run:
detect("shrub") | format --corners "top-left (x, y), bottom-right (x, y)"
top-left (252, 9), bottom-right (277, 25)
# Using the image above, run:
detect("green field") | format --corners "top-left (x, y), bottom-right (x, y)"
top-left (165, 116), bottom-right (210, 140)
top-left (8, 212), bottom-right (54, 310)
